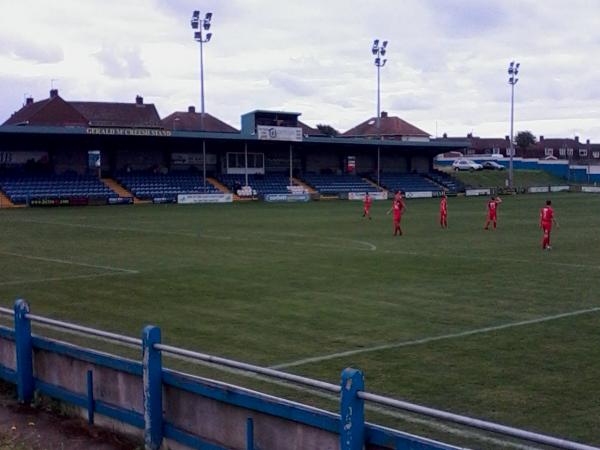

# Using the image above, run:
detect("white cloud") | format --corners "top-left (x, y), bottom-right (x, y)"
top-left (0, 0), bottom-right (599, 139)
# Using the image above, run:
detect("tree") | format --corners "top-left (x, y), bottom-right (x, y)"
top-left (515, 130), bottom-right (536, 149)
top-left (316, 124), bottom-right (339, 137)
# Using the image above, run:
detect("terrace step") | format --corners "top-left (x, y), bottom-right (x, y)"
top-left (101, 178), bottom-right (143, 204)
top-left (0, 191), bottom-right (21, 208)
top-left (292, 178), bottom-right (316, 194)
top-left (363, 177), bottom-right (386, 193)
top-left (207, 177), bottom-right (231, 194)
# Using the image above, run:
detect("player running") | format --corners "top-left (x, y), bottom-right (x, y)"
top-left (540, 199), bottom-right (558, 250)
top-left (484, 195), bottom-right (502, 230)
top-left (440, 192), bottom-right (448, 228)
top-left (362, 192), bottom-right (372, 219)
top-left (387, 191), bottom-right (406, 236)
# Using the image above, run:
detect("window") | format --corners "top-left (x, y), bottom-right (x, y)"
top-left (559, 148), bottom-right (566, 156)
top-left (506, 147), bottom-right (515, 156)
top-left (566, 148), bottom-right (574, 156)
top-left (466, 149), bottom-right (475, 155)
top-left (492, 147), bottom-right (501, 155)
top-left (579, 148), bottom-right (588, 157)
top-left (544, 148), bottom-right (554, 156)
top-left (593, 151), bottom-right (599, 159)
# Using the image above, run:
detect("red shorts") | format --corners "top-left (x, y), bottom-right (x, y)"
top-left (542, 221), bottom-right (552, 232)
top-left (393, 215), bottom-right (401, 224)
top-left (487, 213), bottom-right (497, 220)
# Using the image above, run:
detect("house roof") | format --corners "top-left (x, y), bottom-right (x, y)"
top-left (161, 110), bottom-right (238, 133)
top-left (2, 91), bottom-right (162, 128)
top-left (298, 121), bottom-right (325, 136)
top-left (342, 113), bottom-right (430, 138)
top-left (70, 101), bottom-right (162, 128)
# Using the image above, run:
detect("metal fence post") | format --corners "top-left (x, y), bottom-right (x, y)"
top-left (142, 325), bottom-right (162, 450)
top-left (246, 417), bottom-right (255, 450)
top-left (14, 299), bottom-right (33, 404)
top-left (340, 368), bottom-right (365, 450)
top-left (87, 369), bottom-right (95, 425)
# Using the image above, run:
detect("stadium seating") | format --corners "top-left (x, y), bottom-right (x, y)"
top-left (0, 174), bottom-right (117, 204)
top-left (376, 173), bottom-right (442, 194)
top-left (301, 174), bottom-right (378, 195)
top-left (218, 174), bottom-right (292, 196)
top-left (427, 170), bottom-right (466, 193)
top-left (115, 172), bottom-right (220, 200)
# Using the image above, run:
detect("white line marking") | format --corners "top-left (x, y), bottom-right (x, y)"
top-left (0, 271), bottom-right (134, 286)
top-left (272, 306), bottom-right (600, 369)
top-left (0, 251), bottom-right (139, 274)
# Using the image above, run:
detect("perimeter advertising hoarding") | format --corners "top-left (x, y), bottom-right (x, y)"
top-left (465, 189), bottom-right (491, 196)
top-left (404, 191), bottom-right (434, 199)
top-left (257, 125), bottom-right (303, 142)
top-left (264, 193), bottom-right (310, 202)
top-left (177, 193), bottom-right (233, 204)
top-left (528, 186), bottom-right (550, 193)
top-left (348, 192), bottom-right (388, 200)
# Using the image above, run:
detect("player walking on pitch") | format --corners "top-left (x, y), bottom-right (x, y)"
top-left (540, 199), bottom-right (558, 250)
top-left (363, 192), bottom-right (372, 219)
top-left (484, 196), bottom-right (502, 230)
top-left (440, 192), bottom-right (448, 228)
top-left (387, 191), bottom-right (406, 236)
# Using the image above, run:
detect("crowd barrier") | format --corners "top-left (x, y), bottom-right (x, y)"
top-left (0, 300), bottom-right (597, 450)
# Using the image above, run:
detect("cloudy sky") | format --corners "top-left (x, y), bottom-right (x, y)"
top-left (1, 0), bottom-right (599, 139)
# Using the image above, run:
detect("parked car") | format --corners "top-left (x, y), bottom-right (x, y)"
top-left (482, 161), bottom-right (505, 170)
top-left (452, 159), bottom-right (483, 171)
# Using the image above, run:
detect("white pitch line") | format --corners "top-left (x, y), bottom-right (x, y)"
top-left (272, 306), bottom-right (600, 369)
top-left (0, 251), bottom-right (139, 274)
top-left (0, 271), bottom-right (133, 286)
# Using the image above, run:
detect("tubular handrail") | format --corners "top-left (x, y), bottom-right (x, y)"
top-left (359, 391), bottom-right (599, 450)
top-left (0, 307), bottom-right (14, 316)
top-left (25, 313), bottom-right (142, 347)
top-left (155, 343), bottom-right (341, 393)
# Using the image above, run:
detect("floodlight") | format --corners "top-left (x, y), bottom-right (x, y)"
top-left (381, 48), bottom-right (386, 56)
top-left (194, 31), bottom-right (201, 41)
top-left (204, 22), bottom-right (211, 30)
top-left (373, 39), bottom-right (379, 46)
top-left (382, 59), bottom-right (387, 66)
top-left (206, 33), bottom-right (212, 42)
top-left (382, 40), bottom-right (388, 48)
top-left (193, 10), bottom-right (200, 19)
top-left (375, 57), bottom-right (380, 65)
top-left (205, 12), bottom-right (212, 21)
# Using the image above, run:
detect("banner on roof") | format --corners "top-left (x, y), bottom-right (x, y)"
top-left (348, 192), bottom-right (387, 201)
top-left (257, 125), bottom-right (303, 142)
top-left (404, 191), bottom-right (434, 199)
top-left (0, 151), bottom-right (48, 165)
top-left (86, 128), bottom-right (172, 137)
top-left (177, 193), bottom-right (233, 204)
top-left (171, 152), bottom-right (216, 165)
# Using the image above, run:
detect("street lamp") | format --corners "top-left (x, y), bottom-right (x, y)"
top-left (372, 39), bottom-right (388, 129)
top-left (508, 60), bottom-right (520, 189)
top-left (191, 10), bottom-right (213, 115)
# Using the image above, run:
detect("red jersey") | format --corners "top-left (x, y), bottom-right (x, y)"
top-left (440, 197), bottom-right (447, 215)
top-left (393, 200), bottom-right (402, 220)
top-left (540, 206), bottom-right (554, 227)
top-left (364, 195), bottom-right (372, 209)
top-left (487, 200), bottom-right (498, 216)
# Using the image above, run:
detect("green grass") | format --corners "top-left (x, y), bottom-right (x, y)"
top-left (445, 168), bottom-right (568, 189)
top-left (1, 193), bottom-right (599, 447)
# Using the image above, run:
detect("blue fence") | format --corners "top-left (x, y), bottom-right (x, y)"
top-left (0, 300), bottom-right (598, 450)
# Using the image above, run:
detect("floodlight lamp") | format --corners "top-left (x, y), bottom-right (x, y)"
top-left (372, 48), bottom-right (378, 55)
top-left (375, 57), bottom-right (380, 65)
top-left (193, 10), bottom-right (200, 19)
top-left (206, 32), bottom-right (212, 42)
top-left (382, 40), bottom-right (388, 48)
top-left (205, 12), bottom-right (212, 20)
top-left (194, 31), bottom-right (201, 41)
top-left (509, 61), bottom-right (514, 68)
top-left (373, 39), bottom-right (379, 47)
top-left (203, 21), bottom-right (211, 30)
top-left (382, 59), bottom-right (387, 66)
top-left (191, 20), bottom-right (198, 29)
top-left (380, 48), bottom-right (386, 56)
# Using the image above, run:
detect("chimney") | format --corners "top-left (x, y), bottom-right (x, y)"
top-left (575, 136), bottom-right (579, 143)
top-left (380, 111), bottom-right (388, 118)
top-left (25, 97), bottom-right (34, 106)
top-left (539, 135), bottom-right (544, 142)
top-left (49, 89), bottom-right (58, 98)
top-left (467, 132), bottom-right (473, 138)
top-left (587, 139), bottom-right (590, 145)
top-left (505, 135), bottom-right (509, 141)
top-left (188, 106), bottom-right (196, 113)
top-left (442, 132), bottom-right (447, 138)
top-left (135, 95), bottom-right (143, 105)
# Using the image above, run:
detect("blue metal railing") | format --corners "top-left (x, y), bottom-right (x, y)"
top-left (0, 301), bottom-right (598, 450)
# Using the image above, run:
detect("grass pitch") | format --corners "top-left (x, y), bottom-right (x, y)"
top-left (0, 192), bottom-right (599, 447)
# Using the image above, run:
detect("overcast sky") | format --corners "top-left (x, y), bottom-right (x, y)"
top-left (1, 0), bottom-right (599, 139)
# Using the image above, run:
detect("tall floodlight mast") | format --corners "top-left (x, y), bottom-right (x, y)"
top-left (372, 39), bottom-right (388, 129)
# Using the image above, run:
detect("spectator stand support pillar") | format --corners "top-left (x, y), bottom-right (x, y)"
top-left (142, 325), bottom-right (163, 450)
top-left (340, 368), bottom-right (365, 450)
top-left (14, 299), bottom-right (33, 404)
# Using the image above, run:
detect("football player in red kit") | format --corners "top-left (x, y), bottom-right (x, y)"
top-left (387, 192), bottom-right (406, 236)
top-left (484, 196), bottom-right (502, 230)
top-left (540, 199), bottom-right (558, 250)
top-left (440, 192), bottom-right (448, 228)
top-left (362, 192), bottom-right (372, 219)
